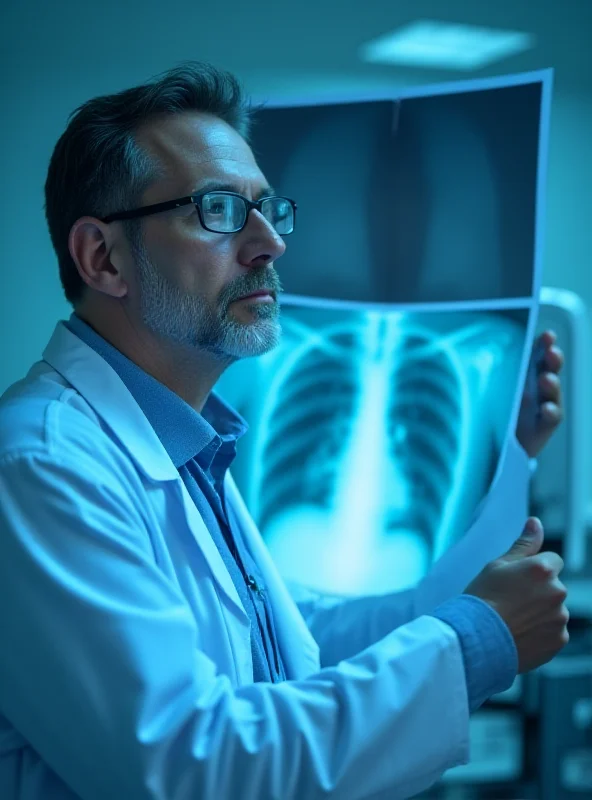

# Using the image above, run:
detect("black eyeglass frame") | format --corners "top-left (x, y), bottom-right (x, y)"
top-left (101, 190), bottom-right (297, 234)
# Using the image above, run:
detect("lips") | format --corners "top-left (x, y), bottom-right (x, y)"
top-left (236, 289), bottom-right (275, 301)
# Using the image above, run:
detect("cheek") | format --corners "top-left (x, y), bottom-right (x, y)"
top-left (183, 247), bottom-right (234, 301)
top-left (149, 228), bottom-right (236, 298)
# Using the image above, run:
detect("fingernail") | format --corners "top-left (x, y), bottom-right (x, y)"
top-left (525, 517), bottom-right (541, 536)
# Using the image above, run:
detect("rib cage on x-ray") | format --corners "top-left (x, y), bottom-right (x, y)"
top-left (386, 332), bottom-right (462, 553)
top-left (251, 313), bottom-right (467, 592)
top-left (256, 328), bottom-right (360, 530)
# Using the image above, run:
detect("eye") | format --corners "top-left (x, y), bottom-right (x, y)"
top-left (275, 202), bottom-right (290, 220)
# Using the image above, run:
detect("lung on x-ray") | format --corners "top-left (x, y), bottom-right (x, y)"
top-left (219, 71), bottom-right (551, 599)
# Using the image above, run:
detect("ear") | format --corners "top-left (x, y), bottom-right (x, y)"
top-left (68, 217), bottom-right (129, 299)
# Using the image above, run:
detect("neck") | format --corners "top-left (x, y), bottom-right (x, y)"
top-left (75, 302), bottom-right (230, 414)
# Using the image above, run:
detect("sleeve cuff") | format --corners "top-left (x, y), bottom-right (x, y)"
top-left (431, 595), bottom-right (518, 713)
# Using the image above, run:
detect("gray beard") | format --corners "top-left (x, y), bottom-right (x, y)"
top-left (133, 245), bottom-right (282, 360)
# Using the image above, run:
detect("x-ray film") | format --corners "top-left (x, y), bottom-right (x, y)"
top-left (219, 70), bottom-right (552, 605)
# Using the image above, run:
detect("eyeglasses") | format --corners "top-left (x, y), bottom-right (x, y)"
top-left (101, 191), bottom-right (297, 235)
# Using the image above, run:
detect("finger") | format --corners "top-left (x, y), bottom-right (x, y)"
top-left (537, 330), bottom-right (557, 350)
top-left (543, 345), bottom-right (564, 374)
top-left (539, 401), bottom-right (563, 427)
top-left (550, 578), bottom-right (569, 604)
top-left (502, 517), bottom-right (544, 561)
top-left (538, 372), bottom-right (561, 404)
top-left (534, 550), bottom-right (565, 577)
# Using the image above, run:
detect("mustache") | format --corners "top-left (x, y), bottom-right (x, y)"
top-left (219, 268), bottom-right (283, 307)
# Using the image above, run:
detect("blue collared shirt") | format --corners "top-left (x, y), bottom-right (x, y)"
top-left (65, 313), bottom-right (285, 683)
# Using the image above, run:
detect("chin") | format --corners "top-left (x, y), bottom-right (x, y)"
top-left (219, 319), bottom-right (282, 359)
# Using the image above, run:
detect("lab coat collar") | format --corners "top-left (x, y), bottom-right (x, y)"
top-left (43, 321), bottom-right (182, 483)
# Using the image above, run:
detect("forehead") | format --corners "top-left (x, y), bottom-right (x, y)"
top-left (137, 111), bottom-right (266, 195)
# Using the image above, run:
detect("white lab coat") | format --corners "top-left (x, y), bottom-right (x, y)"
top-left (0, 321), bottom-right (530, 800)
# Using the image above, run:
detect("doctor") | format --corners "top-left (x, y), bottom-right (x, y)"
top-left (0, 63), bottom-right (567, 800)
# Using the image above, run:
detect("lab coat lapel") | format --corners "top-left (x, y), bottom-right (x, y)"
top-left (225, 474), bottom-right (321, 679)
top-left (173, 477), bottom-right (249, 625)
top-left (42, 322), bottom-right (247, 621)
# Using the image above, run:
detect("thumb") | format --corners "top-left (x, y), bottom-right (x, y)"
top-left (501, 517), bottom-right (544, 562)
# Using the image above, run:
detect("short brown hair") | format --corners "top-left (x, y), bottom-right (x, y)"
top-left (44, 62), bottom-right (253, 306)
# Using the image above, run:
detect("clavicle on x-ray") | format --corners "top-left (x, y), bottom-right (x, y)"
top-left (218, 70), bottom-right (552, 605)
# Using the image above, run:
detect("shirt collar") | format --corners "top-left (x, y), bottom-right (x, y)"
top-left (65, 313), bottom-right (248, 469)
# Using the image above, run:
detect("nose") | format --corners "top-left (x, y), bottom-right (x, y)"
top-left (237, 209), bottom-right (287, 269)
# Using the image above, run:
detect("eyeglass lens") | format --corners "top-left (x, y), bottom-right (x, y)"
top-left (201, 193), bottom-right (293, 234)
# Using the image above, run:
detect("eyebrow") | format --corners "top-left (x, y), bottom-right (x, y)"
top-left (190, 181), bottom-right (276, 199)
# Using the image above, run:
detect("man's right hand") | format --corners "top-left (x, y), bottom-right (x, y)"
top-left (464, 517), bottom-right (570, 673)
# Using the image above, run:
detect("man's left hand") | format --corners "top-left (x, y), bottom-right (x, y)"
top-left (516, 330), bottom-right (564, 458)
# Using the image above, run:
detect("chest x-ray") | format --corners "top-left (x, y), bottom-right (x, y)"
top-left (222, 306), bottom-right (526, 595)
top-left (218, 71), bottom-right (552, 600)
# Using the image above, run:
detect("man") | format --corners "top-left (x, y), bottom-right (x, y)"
top-left (0, 63), bottom-right (567, 799)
